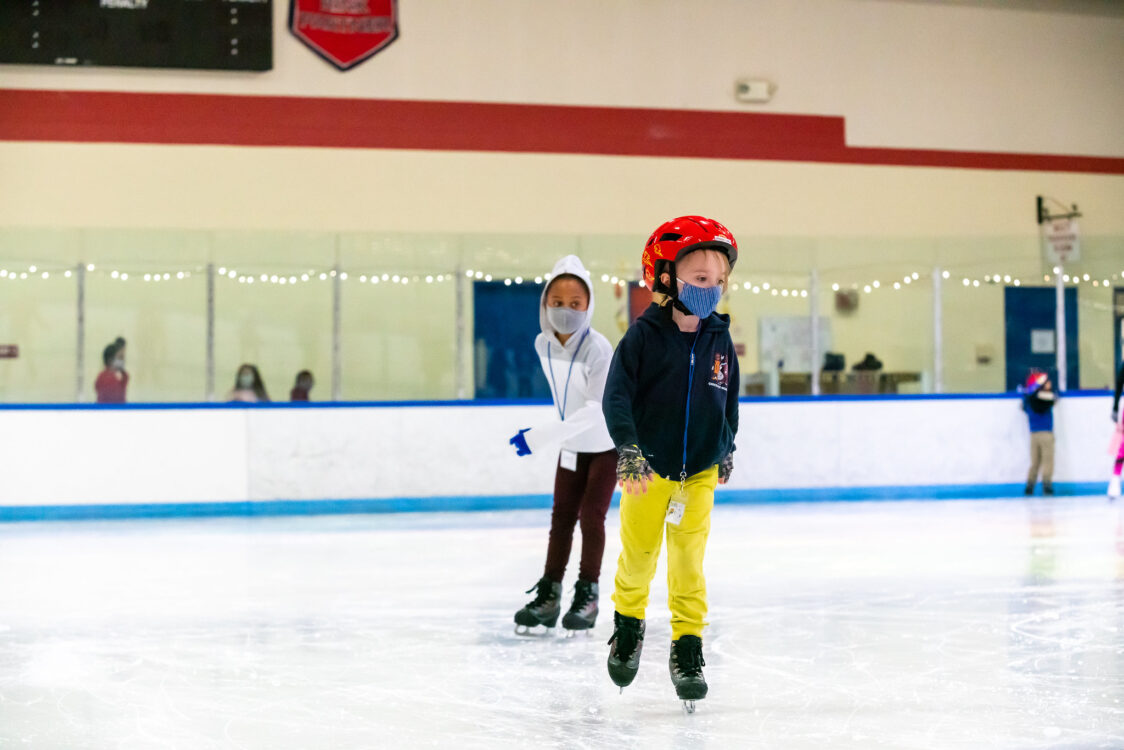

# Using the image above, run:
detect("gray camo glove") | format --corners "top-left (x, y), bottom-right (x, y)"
top-left (616, 445), bottom-right (653, 489)
top-left (718, 452), bottom-right (734, 484)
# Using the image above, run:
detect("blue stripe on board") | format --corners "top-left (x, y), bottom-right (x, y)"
top-left (0, 495), bottom-right (557, 522)
top-left (0, 389), bottom-right (1111, 411)
top-left (0, 398), bottom-right (555, 411)
top-left (0, 482), bottom-right (1109, 522)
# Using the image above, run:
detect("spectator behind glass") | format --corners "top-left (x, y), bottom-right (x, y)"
top-left (94, 340), bottom-right (128, 404)
top-left (290, 370), bottom-right (314, 401)
top-left (228, 364), bottom-right (269, 403)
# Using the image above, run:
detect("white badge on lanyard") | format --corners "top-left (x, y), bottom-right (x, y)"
top-left (560, 449), bottom-right (578, 472)
top-left (665, 500), bottom-right (686, 526)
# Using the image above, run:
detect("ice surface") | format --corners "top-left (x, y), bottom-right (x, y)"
top-left (0, 497), bottom-right (1121, 749)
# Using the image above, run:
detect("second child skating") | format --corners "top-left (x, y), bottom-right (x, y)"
top-left (509, 255), bottom-right (617, 637)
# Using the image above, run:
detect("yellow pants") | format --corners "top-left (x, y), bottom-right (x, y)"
top-left (611, 465), bottom-right (717, 640)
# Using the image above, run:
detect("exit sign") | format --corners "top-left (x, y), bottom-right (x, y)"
top-left (0, 345), bottom-right (19, 359)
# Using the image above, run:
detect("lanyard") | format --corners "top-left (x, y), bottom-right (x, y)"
top-left (547, 329), bottom-right (589, 422)
top-left (680, 326), bottom-right (703, 485)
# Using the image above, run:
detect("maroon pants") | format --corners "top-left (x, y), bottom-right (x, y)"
top-left (543, 449), bottom-right (618, 584)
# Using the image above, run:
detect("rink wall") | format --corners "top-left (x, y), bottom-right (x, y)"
top-left (0, 394), bottom-right (1114, 521)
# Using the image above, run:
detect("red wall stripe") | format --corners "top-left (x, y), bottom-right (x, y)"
top-left (1, 88), bottom-right (1122, 175)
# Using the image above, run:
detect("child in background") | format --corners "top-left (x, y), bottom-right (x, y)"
top-left (601, 216), bottom-right (740, 711)
top-left (1023, 371), bottom-right (1056, 496)
top-left (290, 370), bottom-right (314, 402)
top-left (94, 340), bottom-right (128, 404)
top-left (1108, 361), bottom-right (1123, 499)
top-left (228, 364), bottom-right (270, 403)
top-left (509, 255), bottom-right (617, 634)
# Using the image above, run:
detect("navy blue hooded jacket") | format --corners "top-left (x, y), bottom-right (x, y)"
top-left (602, 303), bottom-right (740, 479)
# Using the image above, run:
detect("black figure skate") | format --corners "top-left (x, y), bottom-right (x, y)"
top-left (514, 576), bottom-right (561, 635)
top-left (606, 611), bottom-right (645, 691)
top-left (669, 635), bottom-right (707, 713)
top-left (561, 579), bottom-right (598, 636)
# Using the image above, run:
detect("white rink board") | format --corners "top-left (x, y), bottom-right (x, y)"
top-left (736, 395), bottom-right (1110, 490)
top-left (0, 395), bottom-right (1113, 507)
top-left (0, 408), bottom-right (249, 506)
top-left (245, 405), bottom-right (560, 501)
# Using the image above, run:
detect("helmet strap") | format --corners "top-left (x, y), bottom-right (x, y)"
top-left (654, 259), bottom-right (694, 316)
top-left (652, 259), bottom-right (675, 296)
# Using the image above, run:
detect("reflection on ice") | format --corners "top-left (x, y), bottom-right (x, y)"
top-left (0, 497), bottom-right (1121, 748)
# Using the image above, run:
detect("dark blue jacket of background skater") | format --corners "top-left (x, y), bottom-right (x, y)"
top-left (1023, 389), bottom-right (1056, 433)
top-left (602, 302), bottom-right (740, 480)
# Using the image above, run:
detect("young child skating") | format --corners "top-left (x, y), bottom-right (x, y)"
top-left (1108, 360), bottom-right (1123, 499)
top-left (1023, 371), bottom-right (1056, 496)
top-left (601, 216), bottom-right (740, 711)
top-left (509, 255), bottom-right (618, 634)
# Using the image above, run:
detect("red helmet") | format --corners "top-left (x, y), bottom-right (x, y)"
top-left (642, 215), bottom-right (738, 291)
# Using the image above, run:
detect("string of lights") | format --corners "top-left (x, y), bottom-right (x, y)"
top-left (1, 262), bottom-right (1122, 293)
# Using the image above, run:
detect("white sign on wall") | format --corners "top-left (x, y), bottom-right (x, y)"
top-left (1030, 329), bottom-right (1056, 354)
top-left (759, 316), bottom-right (833, 373)
top-left (1042, 217), bottom-right (1081, 264)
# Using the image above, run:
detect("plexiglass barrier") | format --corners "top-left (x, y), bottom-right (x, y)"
top-left (1, 228), bottom-right (1121, 403)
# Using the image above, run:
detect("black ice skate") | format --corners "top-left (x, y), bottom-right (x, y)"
top-left (514, 576), bottom-right (561, 635)
top-left (561, 579), bottom-right (598, 635)
top-left (669, 635), bottom-right (707, 713)
top-left (606, 611), bottom-right (645, 691)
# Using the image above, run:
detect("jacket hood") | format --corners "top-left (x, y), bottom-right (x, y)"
top-left (540, 255), bottom-right (595, 346)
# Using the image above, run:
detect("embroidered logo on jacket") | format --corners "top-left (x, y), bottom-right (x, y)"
top-left (708, 353), bottom-right (728, 391)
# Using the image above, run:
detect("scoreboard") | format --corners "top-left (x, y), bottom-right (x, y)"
top-left (0, 0), bottom-right (273, 72)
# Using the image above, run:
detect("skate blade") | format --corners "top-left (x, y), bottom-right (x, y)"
top-left (682, 700), bottom-right (696, 714)
top-left (514, 624), bottom-right (556, 637)
top-left (562, 628), bottom-right (594, 639)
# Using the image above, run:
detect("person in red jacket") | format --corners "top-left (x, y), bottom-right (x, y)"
top-left (94, 342), bottom-right (128, 404)
top-left (290, 370), bottom-right (314, 401)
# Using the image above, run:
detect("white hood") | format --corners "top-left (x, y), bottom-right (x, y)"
top-left (539, 255), bottom-right (594, 347)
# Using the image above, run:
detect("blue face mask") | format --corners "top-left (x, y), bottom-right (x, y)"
top-left (677, 280), bottom-right (722, 318)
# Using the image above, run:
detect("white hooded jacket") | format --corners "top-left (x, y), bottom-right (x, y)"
top-left (523, 255), bottom-right (615, 455)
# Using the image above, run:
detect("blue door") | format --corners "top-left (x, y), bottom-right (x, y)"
top-left (1004, 286), bottom-right (1078, 392)
top-left (472, 281), bottom-right (550, 399)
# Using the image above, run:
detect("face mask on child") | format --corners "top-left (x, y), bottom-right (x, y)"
top-left (677, 280), bottom-right (722, 318)
top-left (238, 373), bottom-right (255, 389)
top-left (546, 306), bottom-right (585, 335)
top-left (112, 357), bottom-right (125, 371)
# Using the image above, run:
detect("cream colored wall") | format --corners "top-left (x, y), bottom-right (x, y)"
top-left (3, 0), bottom-right (1122, 157)
top-left (4, 144), bottom-right (1124, 237)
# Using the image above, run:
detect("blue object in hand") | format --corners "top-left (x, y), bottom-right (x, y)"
top-left (510, 428), bottom-right (532, 457)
